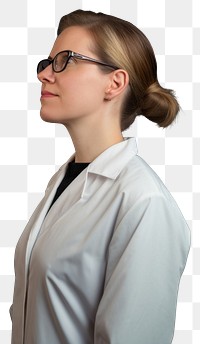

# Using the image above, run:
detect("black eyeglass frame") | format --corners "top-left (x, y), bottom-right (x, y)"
top-left (37, 50), bottom-right (119, 74)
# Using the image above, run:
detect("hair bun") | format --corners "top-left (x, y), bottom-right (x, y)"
top-left (140, 82), bottom-right (180, 127)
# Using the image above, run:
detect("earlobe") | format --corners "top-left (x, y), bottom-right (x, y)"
top-left (104, 95), bottom-right (112, 101)
top-left (104, 86), bottom-right (112, 100)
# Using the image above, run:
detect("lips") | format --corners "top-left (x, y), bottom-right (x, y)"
top-left (41, 90), bottom-right (58, 98)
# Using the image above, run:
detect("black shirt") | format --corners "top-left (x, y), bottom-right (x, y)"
top-left (48, 160), bottom-right (90, 212)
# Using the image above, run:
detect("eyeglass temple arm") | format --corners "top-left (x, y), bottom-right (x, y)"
top-left (72, 52), bottom-right (118, 70)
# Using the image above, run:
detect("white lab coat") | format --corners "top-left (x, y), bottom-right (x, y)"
top-left (11, 138), bottom-right (190, 344)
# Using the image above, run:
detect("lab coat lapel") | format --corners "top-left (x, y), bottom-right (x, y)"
top-left (42, 166), bottom-right (88, 229)
top-left (44, 138), bottom-right (138, 228)
top-left (24, 162), bottom-right (69, 274)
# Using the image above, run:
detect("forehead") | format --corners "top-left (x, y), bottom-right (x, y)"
top-left (50, 26), bottom-right (95, 57)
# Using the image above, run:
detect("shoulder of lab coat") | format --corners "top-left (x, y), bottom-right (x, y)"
top-left (94, 155), bottom-right (191, 343)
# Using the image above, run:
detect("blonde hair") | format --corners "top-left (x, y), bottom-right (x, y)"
top-left (58, 10), bottom-right (180, 131)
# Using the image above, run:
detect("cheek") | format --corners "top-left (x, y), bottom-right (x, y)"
top-left (60, 76), bottom-right (104, 114)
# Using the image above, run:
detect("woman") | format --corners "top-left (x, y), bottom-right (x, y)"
top-left (11, 10), bottom-right (190, 344)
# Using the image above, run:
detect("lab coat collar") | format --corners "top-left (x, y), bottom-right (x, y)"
top-left (44, 137), bottom-right (137, 220)
top-left (59, 137), bottom-right (137, 181)
top-left (47, 137), bottom-right (137, 202)
top-left (87, 137), bottom-right (137, 179)
top-left (50, 137), bottom-right (137, 194)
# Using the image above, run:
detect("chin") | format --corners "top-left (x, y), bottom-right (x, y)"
top-left (40, 109), bottom-right (56, 123)
top-left (40, 109), bottom-right (69, 125)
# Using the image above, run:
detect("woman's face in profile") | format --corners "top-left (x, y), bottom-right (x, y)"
top-left (37, 26), bottom-right (110, 126)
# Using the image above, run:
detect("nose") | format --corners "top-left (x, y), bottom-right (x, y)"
top-left (37, 64), bottom-right (55, 84)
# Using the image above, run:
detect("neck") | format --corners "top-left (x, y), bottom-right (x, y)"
top-left (65, 119), bottom-right (123, 163)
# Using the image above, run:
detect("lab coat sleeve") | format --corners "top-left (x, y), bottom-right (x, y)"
top-left (94, 195), bottom-right (190, 344)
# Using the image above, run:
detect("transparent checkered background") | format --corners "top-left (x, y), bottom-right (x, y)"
top-left (0, 0), bottom-right (199, 343)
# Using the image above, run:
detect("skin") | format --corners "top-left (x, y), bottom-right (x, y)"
top-left (38, 26), bottom-right (129, 162)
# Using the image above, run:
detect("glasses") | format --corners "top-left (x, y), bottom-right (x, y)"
top-left (37, 50), bottom-right (118, 74)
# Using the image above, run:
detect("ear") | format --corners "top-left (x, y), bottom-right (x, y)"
top-left (104, 69), bottom-right (129, 101)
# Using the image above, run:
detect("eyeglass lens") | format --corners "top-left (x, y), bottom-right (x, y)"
top-left (54, 52), bottom-right (69, 71)
top-left (37, 59), bottom-right (51, 74)
top-left (37, 51), bottom-right (71, 74)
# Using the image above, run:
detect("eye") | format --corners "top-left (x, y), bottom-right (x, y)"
top-left (54, 52), bottom-right (69, 70)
